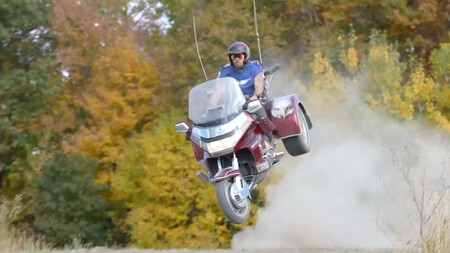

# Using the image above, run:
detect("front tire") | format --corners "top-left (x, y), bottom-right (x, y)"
top-left (282, 105), bottom-right (311, 156)
top-left (216, 178), bottom-right (250, 224)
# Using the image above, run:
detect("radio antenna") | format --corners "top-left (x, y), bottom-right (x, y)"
top-left (193, 16), bottom-right (208, 80)
top-left (253, 0), bottom-right (263, 65)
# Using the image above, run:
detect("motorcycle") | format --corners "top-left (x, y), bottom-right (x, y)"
top-left (175, 64), bottom-right (313, 224)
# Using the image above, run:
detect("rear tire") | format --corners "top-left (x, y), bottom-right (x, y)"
top-left (282, 105), bottom-right (311, 156)
top-left (216, 178), bottom-right (250, 224)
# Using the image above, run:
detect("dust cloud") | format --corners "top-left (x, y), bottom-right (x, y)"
top-left (232, 75), bottom-right (449, 249)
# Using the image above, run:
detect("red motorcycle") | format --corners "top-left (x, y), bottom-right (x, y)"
top-left (175, 65), bottom-right (312, 223)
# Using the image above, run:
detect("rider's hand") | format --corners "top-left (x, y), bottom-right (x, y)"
top-left (250, 95), bottom-right (259, 101)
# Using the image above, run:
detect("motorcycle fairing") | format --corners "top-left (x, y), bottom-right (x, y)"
top-left (192, 142), bottom-right (206, 161)
top-left (190, 112), bottom-right (253, 157)
top-left (270, 94), bottom-right (304, 138)
top-left (234, 130), bottom-right (265, 162)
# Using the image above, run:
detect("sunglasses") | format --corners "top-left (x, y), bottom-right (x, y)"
top-left (230, 54), bottom-right (245, 60)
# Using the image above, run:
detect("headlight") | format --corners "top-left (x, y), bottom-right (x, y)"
top-left (191, 112), bottom-right (252, 156)
top-left (203, 128), bottom-right (243, 155)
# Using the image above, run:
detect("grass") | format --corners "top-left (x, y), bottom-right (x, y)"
top-left (422, 190), bottom-right (449, 253)
top-left (0, 195), bottom-right (53, 252)
top-left (388, 148), bottom-right (450, 253)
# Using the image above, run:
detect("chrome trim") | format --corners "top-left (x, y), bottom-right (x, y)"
top-left (256, 159), bottom-right (270, 173)
top-left (175, 122), bottom-right (189, 133)
top-left (196, 172), bottom-right (209, 182)
top-left (246, 100), bottom-right (263, 114)
top-left (191, 112), bottom-right (253, 156)
top-left (230, 176), bottom-right (251, 207)
top-left (217, 158), bottom-right (223, 171)
top-left (231, 153), bottom-right (239, 171)
top-left (192, 113), bottom-right (251, 139)
top-left (282, 133), bottom-right (302, 139)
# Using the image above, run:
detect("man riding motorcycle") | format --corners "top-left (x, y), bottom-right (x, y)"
top-left (218, 42), bottom-right (274, 140)
top-left (218, 42), bottom-right (265, 101)
top-left (175, 42), bottom-right (312, 223)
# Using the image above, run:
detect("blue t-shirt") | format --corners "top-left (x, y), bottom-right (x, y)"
top-left (219, 62), bottom-right (263, 97)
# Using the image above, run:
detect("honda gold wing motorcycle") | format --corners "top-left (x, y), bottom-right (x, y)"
top-left (175, 65), bottom-right (312, 224)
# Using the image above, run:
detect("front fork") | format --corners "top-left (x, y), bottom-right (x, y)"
top-left (199, 153), bottom-right (251, 203)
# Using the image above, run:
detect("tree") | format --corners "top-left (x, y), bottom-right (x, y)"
top-left (30, 154), bottom-right (113, 247)
top-left (0, 57), bottom-right (62, 196)
top-left (151, 0), bottom-right (283, 107)
top-left (0, 0), bottom-right (63, 197)
top-left (111, 109), bottom-right (256, 248)
top-left (50, 0), bottom-right (123, 92)
top-left (64, 35), bottom-right (162, 184)
top-left (0, 0), bottom-right (52, 71)
top-left (316, 0), bottom-right (448, 56)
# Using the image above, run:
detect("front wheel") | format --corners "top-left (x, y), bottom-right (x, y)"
top-left (282, 105), bottom-right (311, 156)
top-left (216, 178), bottom-right (250, 224)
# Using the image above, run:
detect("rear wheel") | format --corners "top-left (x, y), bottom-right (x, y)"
top-left (282, 105), bottom-right (310, 156)
top-left (216, 178), bottom-right (250, 224)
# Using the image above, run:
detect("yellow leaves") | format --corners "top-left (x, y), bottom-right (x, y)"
top-left (339, 47), bottom-right (359, 73)
top-left (368, 61), bottom-right (450, 133)
top-left (316, 33), bottom-right (449, 134)
top-left (409, 66), bottom-right (437, 102)
top-left (387, 93), bottom-right (415, 120)
top-left (51, 0), bottom-right (119, 87)
top-left (430, 43), bottom-right (450, 84)
top-left (110, 109), bottom-right (239, 248)
top-left (65, 35), bottom-right (162, 167)
top-left (309, 52), bottom-right (345, 103)
top-left (366, 42), bottom-right (405, 93)
top-left (426, 105), bottom-right (450, 132)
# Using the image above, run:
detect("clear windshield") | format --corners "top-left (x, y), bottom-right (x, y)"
top-left (189, 77), bottom-right (246, 126)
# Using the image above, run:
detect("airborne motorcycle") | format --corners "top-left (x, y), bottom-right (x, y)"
top-left (175, 65), bottom-right (312, 224)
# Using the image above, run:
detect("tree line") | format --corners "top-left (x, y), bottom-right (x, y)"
top-left (0, 0), bottom-right (448, 249)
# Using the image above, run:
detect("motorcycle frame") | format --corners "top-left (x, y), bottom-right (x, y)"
top-left (189, 93), bottom-right (308, 188)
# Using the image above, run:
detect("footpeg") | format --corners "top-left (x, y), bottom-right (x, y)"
top-left (196, 172), bottom-right (209, 182)
top-left (273, 152), bottom-right (284, 165)
top-left (275, 152), bottom-right (284, 159)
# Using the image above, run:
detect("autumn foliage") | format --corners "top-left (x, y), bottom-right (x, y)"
top-left (0, 0), bottom-right (449, 249)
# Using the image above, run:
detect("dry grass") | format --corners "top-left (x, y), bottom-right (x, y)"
top-left (393, 150), bottom-right (450, 253)
top-left (0, 195), bottom-right (53, 252)
top-left (421, 190), bottom-right (449, 253)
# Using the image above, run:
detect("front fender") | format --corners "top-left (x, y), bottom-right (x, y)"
top-left (210, 168), bottom-right (240, 183)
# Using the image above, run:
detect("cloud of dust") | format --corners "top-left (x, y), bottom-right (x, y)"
top-left (232, 71), bottom-right (449, 249)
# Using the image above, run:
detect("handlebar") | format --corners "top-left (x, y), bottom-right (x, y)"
top-left (263, 64), bottom-right (281, 76)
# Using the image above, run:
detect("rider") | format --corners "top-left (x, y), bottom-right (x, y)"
top-left (218, 42), bottom-right (265, 101)
top-left (219, 42), bottom-right (275, 141)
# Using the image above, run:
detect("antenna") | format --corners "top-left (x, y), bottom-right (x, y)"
top-left (253, 0), bottom-right (263, 65)
top-left (193, 16), bottom-right (208, 81)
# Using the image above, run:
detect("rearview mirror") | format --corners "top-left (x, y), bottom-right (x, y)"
top-left (175, 122), bottom-right (190, 133)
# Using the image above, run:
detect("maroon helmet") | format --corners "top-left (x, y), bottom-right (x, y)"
top-left (228, 42), bottom-right (251, 65)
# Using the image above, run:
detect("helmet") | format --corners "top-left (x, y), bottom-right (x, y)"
top-left (228, 42), bottom-right (251, 64)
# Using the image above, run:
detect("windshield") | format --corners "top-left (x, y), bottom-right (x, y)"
top-left (189, 77), bottom-right (246, 126)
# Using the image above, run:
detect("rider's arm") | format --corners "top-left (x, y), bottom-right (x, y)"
top-left (253, 72), bottom-right (264, 99)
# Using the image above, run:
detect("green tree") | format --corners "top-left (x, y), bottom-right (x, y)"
top-left (0, 58), bottom-right (62, 196)
top-left (0, 0), bottom-right (61, 197)
top-left (30, 154), bottom-right (113, 247)
top-left (0, 0), bottom-right (52, 71)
